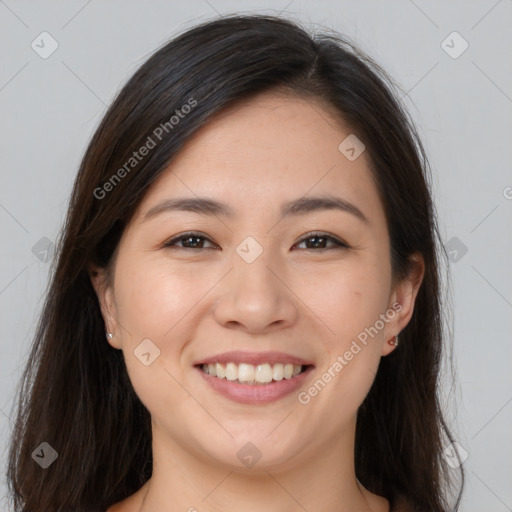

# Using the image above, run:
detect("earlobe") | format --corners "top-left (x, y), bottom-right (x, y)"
top-left (88, 264), bottom-right (120, 348)
top-left (382, 253), bottom-right (425, 357)
top-left (395, 253), bottom-right (424, 328)
top-left (387, 335), bottom-right (399, 347)
top-left (382, 334), bottom-right (399, 356)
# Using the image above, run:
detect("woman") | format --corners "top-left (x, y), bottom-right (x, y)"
top-left (6, 13), bottom-right (464, 512)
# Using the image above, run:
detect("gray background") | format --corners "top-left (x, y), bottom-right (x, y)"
top-left (1, 0), bottom-right (511, 510)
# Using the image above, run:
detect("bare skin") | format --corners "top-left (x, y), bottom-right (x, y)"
top-left (106, 478), bottom-right (389, 512)
top-left (94, 90), bottom-right (424, 512)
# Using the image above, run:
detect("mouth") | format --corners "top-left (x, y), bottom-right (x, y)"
top-left (192, 351), bottom-right (315, 404)
top-left (195, 362), bottom-right (312, 385)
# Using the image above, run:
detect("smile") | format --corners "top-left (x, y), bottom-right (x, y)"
top-left (199, 362), bottom-right (307, 385)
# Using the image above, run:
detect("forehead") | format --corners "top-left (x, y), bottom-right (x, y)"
top-left (134, 91), bottom-right (385, 225)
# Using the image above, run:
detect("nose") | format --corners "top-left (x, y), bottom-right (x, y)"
top-left (213, 252), bottom-right (298, 334)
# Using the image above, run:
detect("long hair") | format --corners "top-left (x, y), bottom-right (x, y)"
top-left (6, 13), bottom-right (464, 511)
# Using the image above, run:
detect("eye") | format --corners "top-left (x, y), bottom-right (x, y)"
top-left (163, 231), bottom-right (349, 251)
top-left (293, 231), bottom-right (349, 251)
top-left (163, 232), bottom-right (219, 250)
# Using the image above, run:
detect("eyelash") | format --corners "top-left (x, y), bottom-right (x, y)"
top-left (162, 231), bottom-right (349, 251)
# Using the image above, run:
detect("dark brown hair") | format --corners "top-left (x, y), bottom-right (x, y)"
top-left (6, 13), bottom-right (464, 512)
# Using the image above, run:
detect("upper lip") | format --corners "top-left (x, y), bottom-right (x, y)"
top-left (193, 351), bottom-right (314, 367)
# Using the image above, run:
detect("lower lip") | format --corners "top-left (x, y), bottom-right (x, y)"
top-left (195, 365), bottom-right (314, 404)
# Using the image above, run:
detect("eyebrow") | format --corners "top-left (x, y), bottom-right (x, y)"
top-left (142, 195), bottom-right (369, 224)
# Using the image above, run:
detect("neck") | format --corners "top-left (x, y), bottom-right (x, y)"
top-left (136, 416), bottom-right (387, 512)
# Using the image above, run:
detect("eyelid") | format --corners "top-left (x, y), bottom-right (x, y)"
top-left (163, 231), bottom-right (219, 249)
top-left (163, 231), bottom-right (349, 250)
top-left (294, 231), bottom-right (349, 250)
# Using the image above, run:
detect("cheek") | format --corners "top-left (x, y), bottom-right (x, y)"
top-left (296, 259), bottom-right (389, 408)
top-left (114, 255), bottom-right (211, 339)
top-left (112, 258), bottom-right (209, 411)
top-left (296, 257), bottom-right (390, 344)
top-left (112, 255), bottom-right (225, 388)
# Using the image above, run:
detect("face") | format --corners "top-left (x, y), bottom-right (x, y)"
top-left (92, 90), bottom-right (423, 472)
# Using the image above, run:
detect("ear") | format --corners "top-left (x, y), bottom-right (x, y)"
top-left (88, 264), bottom-right (121, 349)
top-left (381, 252), bottom-right (425, 356)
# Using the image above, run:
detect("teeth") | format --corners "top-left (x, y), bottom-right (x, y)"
top-left (238, 363), bottom-right (255, 383)
top-left (225, 362), bottom-right (237, 381)
top-left (215, 362), bottom-right (225, 378)
top-left (255, 363), bottom-right (273, 383)
top-left (200, 362), bottom-right (305, 384)
top-left (272, 363), bottom-right (284, 381)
